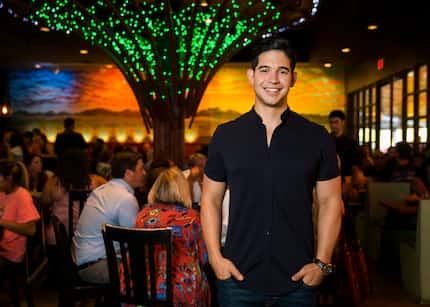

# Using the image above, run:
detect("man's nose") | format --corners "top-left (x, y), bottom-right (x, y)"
top-left (267, 70), bottom-right (280, 83)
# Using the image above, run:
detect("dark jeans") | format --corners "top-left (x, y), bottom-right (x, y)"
top-left (217, 278), bottom-right (318, 307)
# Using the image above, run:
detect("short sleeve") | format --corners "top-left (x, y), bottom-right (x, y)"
top-left (317, 128), bottom-right (339, 181)
top-left (16, 189), bottom-right (40, 223)
top-left (204, 126), bottom-right (227, 182)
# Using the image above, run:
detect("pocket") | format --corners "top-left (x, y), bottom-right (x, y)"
top-left (216, 276), bottom-right (235, 288)
top-left (301, 280), bottom-right (319, 290)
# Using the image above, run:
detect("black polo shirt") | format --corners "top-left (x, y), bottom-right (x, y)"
top-left (205, 107), bottom-right (339, 295)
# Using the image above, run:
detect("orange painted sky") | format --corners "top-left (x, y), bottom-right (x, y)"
top-left (12, 62), bottom-right (344, 115)
top-left (80, 62), bottom-right (345, 115)
top-left (78, 67), bottom-right (139, 112)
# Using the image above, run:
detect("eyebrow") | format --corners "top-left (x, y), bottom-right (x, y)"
top-left (257, 65), bottom-right (290, 72)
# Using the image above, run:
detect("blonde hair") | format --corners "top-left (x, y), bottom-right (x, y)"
top-left (147, 166), bottom-right (192, 208)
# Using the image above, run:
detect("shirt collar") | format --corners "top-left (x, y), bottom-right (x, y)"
top-left (249, 106), bottom-right (291, 125)
top-left (111, 178), bottom-right (135, 195)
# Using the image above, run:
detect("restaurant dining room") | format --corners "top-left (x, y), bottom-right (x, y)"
top-left (1, 0), bottom-right (430, 306)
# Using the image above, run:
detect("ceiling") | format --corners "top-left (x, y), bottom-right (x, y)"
top-left (0, 0), bottom-right (428, 70)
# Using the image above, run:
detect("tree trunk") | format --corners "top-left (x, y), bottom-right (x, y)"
top-left (152, 113), bottom-right (185, 166)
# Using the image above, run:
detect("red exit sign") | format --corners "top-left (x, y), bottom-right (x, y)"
top-left (377, 58), bottom-right (384, 70)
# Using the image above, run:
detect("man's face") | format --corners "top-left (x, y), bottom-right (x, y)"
top-left (128, 159), bottom-right (146, 188)
top-left (329, 117), bottom-right (345, 137)
top-left (247, 50), bottom-right (297, 109)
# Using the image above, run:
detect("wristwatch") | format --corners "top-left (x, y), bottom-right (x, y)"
top-left (313, 258), bottom-right (334, 275)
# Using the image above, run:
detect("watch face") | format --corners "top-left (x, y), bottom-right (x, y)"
top-left (314, 258), bottom-right (334, 275)
top-left (324, 264), bottom-right (333, 274)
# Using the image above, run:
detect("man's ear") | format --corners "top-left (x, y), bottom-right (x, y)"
top-left (124, 168), bottom-right (132, 180)
top-left (290, 71), bottom-right (298, 88)
top-left (246, 68), bottom-right (255, 85)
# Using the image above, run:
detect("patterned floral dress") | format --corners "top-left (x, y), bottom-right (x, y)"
top-left (135, 203), bottom-right (211, 306)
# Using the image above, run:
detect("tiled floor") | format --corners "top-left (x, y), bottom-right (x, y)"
top-left (1, 263), bottom-right (429, 306)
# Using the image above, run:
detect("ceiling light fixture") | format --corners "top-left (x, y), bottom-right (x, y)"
top-left (367, 24), bottom-right (378, 31)
top-left (79, 49), bottom-right (89, 55)
top-left (341, 47), bottom-right (351, 53)
top-left (40, 26), bottom-right (50, 32)
top-left (323, 62), bottom-right (333, 68)
top-left (200, 0), bottom-right (208, 7)
top-left (34, 64), bottom-right (42, 69)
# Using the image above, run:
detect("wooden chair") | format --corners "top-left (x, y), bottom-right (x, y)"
top-left (26, 199), bottom-right (48, 285)
top-left (102, 224), bottom-right (173, 306)
top-left (68, 189), bottom-right (91, 240)
top-left (51, 215), bottom-right (108, 307)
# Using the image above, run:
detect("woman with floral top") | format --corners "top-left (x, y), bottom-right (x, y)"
top-left (135, 166), bottom-right (210, 306)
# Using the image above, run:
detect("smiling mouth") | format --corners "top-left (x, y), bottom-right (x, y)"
top-left (264, 87), bottom-right (281, 92)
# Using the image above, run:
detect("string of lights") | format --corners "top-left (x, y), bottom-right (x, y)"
top-left (1, 0), bottom-right (319, 124)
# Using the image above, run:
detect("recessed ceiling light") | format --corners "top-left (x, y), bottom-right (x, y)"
top-left (80, 49), bottom-right (89, 55)
top-left (367, 24), bottom-right (378, 31)
top-left (200, 0), bottom-right (208, 7)
top-left (341, 48), bottom-right (351, 53)
top-left (40, 26), bottom-right (50, 32)
top-left (323, 62), bottom-right (333, 68)
top-left (34, 64), bottom-right (42, 69)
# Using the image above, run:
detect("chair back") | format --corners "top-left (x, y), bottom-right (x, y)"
top-left (26, 202), bottom-right (48, 284)
top-left (68, 189), bottom-right (90, 240)
top-left (52, 215), bottom-right (79, 286)
top-left (102, 224), bottom-right (173, 306)
top-left (366, 181), bottom-right (410, 222)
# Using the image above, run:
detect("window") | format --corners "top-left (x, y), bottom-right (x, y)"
top-left (349, 64), bottom-right (429, 152)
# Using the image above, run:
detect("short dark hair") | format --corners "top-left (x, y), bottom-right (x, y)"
top-left (111, 152), bottom-right (142, 179)
top-left (395, 141), bottom-right (412, 160)
top-left (251, 37), bottom-right (297, 71)
top-left (64, 117), bottom-right (75, 128)
top-left (328, 110), bottom-right (346, 120)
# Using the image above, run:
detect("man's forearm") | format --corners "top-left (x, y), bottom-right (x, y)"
top-left (316, 198), bottom-right (343, 263)
top-left (200, 200), bottom-right (223, 262)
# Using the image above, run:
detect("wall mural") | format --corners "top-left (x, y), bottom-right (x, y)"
top-left (9, 62), bottom-right (344, 144)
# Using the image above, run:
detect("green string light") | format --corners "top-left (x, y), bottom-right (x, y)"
top-left (25, 0), bottom-right (312, 121)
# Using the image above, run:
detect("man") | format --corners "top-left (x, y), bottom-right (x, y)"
top-left (201, 37), bottom-right (344, 306)
top-left (328, 110), bottom-right (359, 178)
top-left (54, 117), bottom-right (88, 157)
top-left (72, 151), bottom-right (145, 284)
